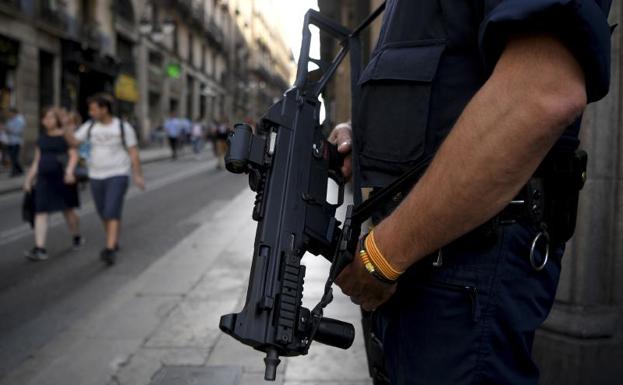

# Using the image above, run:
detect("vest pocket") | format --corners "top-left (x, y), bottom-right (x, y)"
top-left (356, 41), bottom-right (445, 183)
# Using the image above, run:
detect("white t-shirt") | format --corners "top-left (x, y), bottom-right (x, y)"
top-left (75, 117), bottom-right (138, 179)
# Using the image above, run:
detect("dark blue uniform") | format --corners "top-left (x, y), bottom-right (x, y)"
top-left (356, 1), bottom-right (612, 384)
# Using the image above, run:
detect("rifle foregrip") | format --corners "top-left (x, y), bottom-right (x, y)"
top-left (313, 317), bottom-right (355, 350)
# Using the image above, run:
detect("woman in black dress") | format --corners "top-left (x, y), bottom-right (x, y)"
top-left (23, 107), bottom-right (83, 261)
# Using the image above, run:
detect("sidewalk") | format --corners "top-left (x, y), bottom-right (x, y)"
top-left (0, 146), bottom-right (175, 195)
top-left (0, 189), bottom-right (372, 385)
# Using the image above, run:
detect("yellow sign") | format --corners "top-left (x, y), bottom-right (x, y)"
top-left (114, 74), bottom-right (140, 103)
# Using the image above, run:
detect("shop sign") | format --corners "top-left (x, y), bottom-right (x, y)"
top-left (166, 63), bottom-right (182, 79)
top-left (114, 73), bottom-right (139, 103)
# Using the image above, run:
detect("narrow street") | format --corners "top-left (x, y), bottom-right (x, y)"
top-left (0, 154), bottom-right (248, 380)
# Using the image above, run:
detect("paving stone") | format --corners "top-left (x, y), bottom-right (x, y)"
top-left (114, 348), bottom-right (209, 385)
top-left (144, 298), bottom-right (238, 349)
top-left (206, 335), bottom-right (285, 374)
top-left (187, 259), bottom-right (248, 301)
top-left (148, 365), bottom-right (241, 385)
top-left (284, 322), bottom-right (369, 383)
top-left (238, 370), bottom-right (285, 385)
top-left (24, 338), bottom-right (140, 385)
top-left (68, 296), bottom-right (177, 340)
top-left (137, 262), bottom-right (210, 296)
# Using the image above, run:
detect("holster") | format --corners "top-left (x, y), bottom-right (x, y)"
top-left (538, 149), bottom-right (588, 244)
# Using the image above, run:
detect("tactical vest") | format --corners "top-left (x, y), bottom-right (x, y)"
top-left (354, 0), bottom-right (611, 189)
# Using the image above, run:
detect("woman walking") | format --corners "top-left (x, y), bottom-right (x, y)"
top-left (23, 107), bottom-right (83, 261)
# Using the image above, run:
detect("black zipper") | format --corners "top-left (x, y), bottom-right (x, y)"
top-left (430, 281), bottom-right (481, 322)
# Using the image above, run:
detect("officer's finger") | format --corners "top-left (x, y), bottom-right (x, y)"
top-left (341, 155), bottom-right (352, 181)
top-left (328, 129), bottom-right (339, 143)
top-left (337, 140), bottom-right (352, 153)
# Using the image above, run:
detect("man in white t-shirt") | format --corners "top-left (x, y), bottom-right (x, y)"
top-left (66, 93), bottom-right (145, 265)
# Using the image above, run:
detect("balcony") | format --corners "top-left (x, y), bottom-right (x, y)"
top-left (190, 3), bottom-right (205, 28)
top-left (78, 23), bottom-right (106, 52)
top-left (205, 18), bottom-right (224, 51)
top-left (164, 0), bottom-right (192, 17)
top-left (0, 0), bottom-right (20, 9)
top-left (36, 2), bottom-right (67, 31)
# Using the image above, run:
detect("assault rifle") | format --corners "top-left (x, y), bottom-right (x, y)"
top-left (219, 4), bottom-right (430, 382)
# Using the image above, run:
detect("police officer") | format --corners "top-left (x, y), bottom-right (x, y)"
top-left (332, 0), bottom-right (613, 384)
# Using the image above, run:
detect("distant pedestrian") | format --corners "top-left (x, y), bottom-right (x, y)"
top-left (191, 119), bottom-right (204, 157)
top-left (3, 107), bottom-right (25, 177)
top-left (23, 107), bottom-right (83, 261)
top-left (182, 117), bottom-right (192, 149)
top-left (65, 93), bottom-right (145, 266)
top-left (164, 111), bottom-right (183, 160)
top-left (215, 118), bottom-right (229, 170)
top-left (0, 114), bottom-right (9, 171)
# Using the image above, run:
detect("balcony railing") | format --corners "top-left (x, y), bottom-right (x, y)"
top-left (36, 2), bottom-right (67, 30)
top-left (0, 0), bottom-right (20, 9)
top-left (78, 23), bottom-right (105, 51)
top-left (205, 18), bottom-right (224, 50)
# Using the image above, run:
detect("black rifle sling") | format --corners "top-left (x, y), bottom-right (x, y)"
top-left (349, 1), bottom-right (386, 207)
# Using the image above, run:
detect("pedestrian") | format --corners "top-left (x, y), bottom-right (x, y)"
top-left (330, 1), bottom-right (613, 384)
top-left (207, 118), bottom-right (218, 157)
top-left (182, 116), bottom-right (192, 149)
top-left (0, 112), bottom-right (9, 172)
top-left (215, 118), bottom-right (229, 170)
top-left (191, 118), bottom-right (204, 158)
top-left (22, 107), bottom-right (83, 261)
top-left (3, 107), bottom-right (25, 177)
top-left (65, 93), bottom-right (145, 266)
top-left (163, 111), bottom-right (182, 160)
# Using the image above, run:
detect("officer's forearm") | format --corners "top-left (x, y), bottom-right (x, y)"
top-left (374, 34), bottom-right (587, 271)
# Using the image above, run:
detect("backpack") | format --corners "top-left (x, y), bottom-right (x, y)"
top-left (86, 118), bottom-right (128, 149)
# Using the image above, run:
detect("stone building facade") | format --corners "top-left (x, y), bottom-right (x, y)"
top-left (0, 0), bottom-right (293, 152)
top-left (318, 1), bottom-right (623, 384)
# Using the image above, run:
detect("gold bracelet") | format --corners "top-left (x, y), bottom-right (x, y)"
top-left (365, 230), bottom-right (404, 281)
top-left (359, 238), bottom-right (394, 284)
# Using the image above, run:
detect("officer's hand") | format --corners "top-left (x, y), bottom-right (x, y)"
top-left (328, 122), bottom-right (353, 181)
top-left (335, 243), bottom-right (397, 311)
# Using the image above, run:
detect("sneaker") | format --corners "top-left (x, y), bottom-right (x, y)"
top-left (100, 248), bottom-right (117, 266)
top-left (72, 235), bottom-right (85, 250)
top-left (25, 247), bottom-right (48, 261)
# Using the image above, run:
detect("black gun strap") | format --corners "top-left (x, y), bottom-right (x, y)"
top-left (352, 155), bottom-right (433, 225)
top-left (349, 1), bottom-right (386, 207)
top-left (350, 1), bottom-right (386, 39)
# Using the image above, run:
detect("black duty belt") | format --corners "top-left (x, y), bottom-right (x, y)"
top-left (368, 150), bottom-right (588, 271)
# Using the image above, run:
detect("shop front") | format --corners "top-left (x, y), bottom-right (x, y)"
top-left (0, 34), bottom-right (19, 111)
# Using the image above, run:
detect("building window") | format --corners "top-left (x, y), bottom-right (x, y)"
top-left (149, 51), bottom-right (163, 67)
top-left (114, 0), bottom-right (135, 24)
top-left (39, 50), bottom-right (55, 111)
top-left (188, 33), bottom-right (194, 65)
top-left (201, 44), bottom-right (206, 71)
top-left (80, 0), bottom-right (95, 23)
top-left (0, 35), bottom-right (19, 110)
top-left (117, 37), bottom-right (135, 73)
